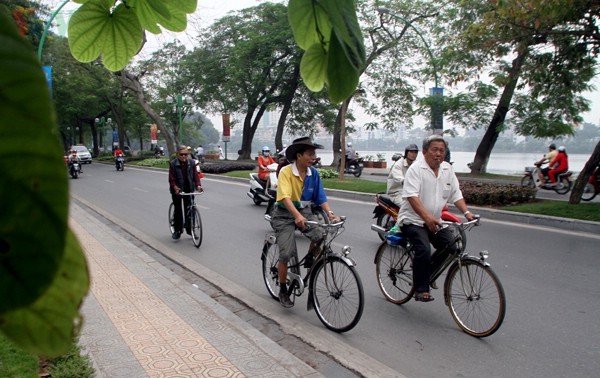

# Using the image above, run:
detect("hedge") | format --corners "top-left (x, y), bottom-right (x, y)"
top-left (460, 181), bottom-right (536, 206)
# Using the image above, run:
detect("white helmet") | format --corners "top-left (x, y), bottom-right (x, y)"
top-left (558, 146), bottom-right (566, 152)
top-left (347, 142), bottom-right (352, 147)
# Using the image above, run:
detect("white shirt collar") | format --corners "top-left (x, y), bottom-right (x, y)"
top-left (291, 162), bottom-right (312, 176)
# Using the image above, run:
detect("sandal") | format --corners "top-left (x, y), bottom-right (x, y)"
top-left (414, 292), bottom-right (434, 302)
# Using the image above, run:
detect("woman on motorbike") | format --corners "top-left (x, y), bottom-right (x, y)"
top-left (547, 146), bottom-right (569, 186)
top-left (258, 146), bottom-right (276, 188)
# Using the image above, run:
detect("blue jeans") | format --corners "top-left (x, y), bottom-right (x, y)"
top-left (402, 224), bottom-right (457, 293)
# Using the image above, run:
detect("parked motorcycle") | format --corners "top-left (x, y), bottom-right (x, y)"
top-left (338, 156), bottom-right (364, 177)
top-left (370, 193), bottom-right (461, 241)
top-left (115, 153), bottom-right (125, 171)
top-left (521, 162), bottom-right (573, 194)
top-left (68, 161), bottom-right (81, 179)
top-left (582, 166), bottom-right (600, 201)
top-left (247, 162), bottom-right (278, 206)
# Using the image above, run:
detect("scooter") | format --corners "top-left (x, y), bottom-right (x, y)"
top-left (521, 162), bottom-right (573, 194)
top-left (582, 166), bottom-right (600, 201)
top-left (338, 155), bottom-right (364, 177)
top-left (370, 193), bottom-right (461, 241)
top-left (247, 162), bottom-right (278, 205)
top-left (68, 161), bottom-right (81, 179)
top-left (115, 153), bottom-right (125, 171)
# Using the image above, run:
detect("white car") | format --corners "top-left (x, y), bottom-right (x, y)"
top-left (70, 145), bottom-right (92, 164)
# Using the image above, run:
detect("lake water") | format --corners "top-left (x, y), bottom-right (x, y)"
top-left (231, 150), bottom-right (592, 175)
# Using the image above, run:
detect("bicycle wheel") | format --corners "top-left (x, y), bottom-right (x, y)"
top-left (581, 182), bottom-right (596, 201)
top-left (375, 212), bottom-right (395, 241)
top-left (310, 256), bottom-right (364, 333)
top-left (554, 177), bottom-right (572, 194)
top-left (520, 176), bottom-right (534, 188)
top-left (191, 207), bottom-right (203, 248)
top-left (261, 239), bottom-right (280, 300)
top-left (444, 259), bottom-right (506, 337)
top-left (375, 242), bottom-right (414, 304)
top-left (168, 203), bottom-right (175, 235)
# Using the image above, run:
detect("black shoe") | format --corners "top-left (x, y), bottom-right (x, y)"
top-left (278, 290), bottom-right (294, 308)
top-left (172, 231), bottom-right (181, 240)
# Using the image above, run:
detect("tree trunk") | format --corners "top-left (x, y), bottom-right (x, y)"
top-left (332, 96), bottom-right (354, 168)
top-left (120, 71), bottom-right (176, 155)
top-left (276, 66), bottom-right (300, 152)
top-left (569, 141), bottom-right (600, 204)
top-left (470, 47), bottom-right (528, 174)
top-left (239, 104), bottom-right (267, 159)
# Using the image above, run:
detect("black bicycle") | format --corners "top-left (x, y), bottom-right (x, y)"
top-left (261, 217), bottom-right (364, 333)
top-left (374, 218), bottom-right (506, 337)
top-left (168, 192), bottom-right (203, 248)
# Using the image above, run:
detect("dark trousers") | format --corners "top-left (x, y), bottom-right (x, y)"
top-left (402, 224), bottom-right (457, 293)
top-left (171, 193), bottom-right (191, 233)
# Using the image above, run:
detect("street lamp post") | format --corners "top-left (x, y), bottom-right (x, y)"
top-left (377, 7), bottom-right (443, 135)
top-left (167, 95), bottom-right (193, 145)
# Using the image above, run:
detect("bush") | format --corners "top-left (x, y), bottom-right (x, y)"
top-left (201, 161), bottom-right (256, 174)
top-left (460, 181), bottom-right (536, 206)
top-left (317, 168), bottom-right (339, 179)
top-left (137, 157), bottom-right (170, 167)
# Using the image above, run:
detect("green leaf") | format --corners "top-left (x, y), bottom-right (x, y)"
top-left (288, 0), bottom-right (332, 50)
top-left (327, 32), bottom-right (359, 103)
top-left (69, 1), bottom-right (143, 71)
top-left (300, 43), bottom-right (327, 91)
top-left (129, 0), bottom-right (196, 34)
top-left (0, 230), bottom-right (89, 357)
top-left (67, 0), bottom-right (113, 63)
top-left (319, 0), bottom-right (365, 71)
top-left (0, 11), bottom-right (68, 313)
top-left (100, 3), bottom-right (144, 71)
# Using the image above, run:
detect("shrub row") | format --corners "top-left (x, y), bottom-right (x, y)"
top-left (317, 168), bottom-right (340, 179)
top-left (459, 181), bottom-right (536, 206)
top-left (201, 161), bottom-right (256, 174)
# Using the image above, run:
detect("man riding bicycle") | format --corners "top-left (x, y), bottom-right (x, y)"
top-left (395, 135), bottom-right (475, 302)
top-left (169, 145), bottom-right (202, 239)
top-left (271, 137), bottom-right (338, 308)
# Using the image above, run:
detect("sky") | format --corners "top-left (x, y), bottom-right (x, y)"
top-left (40, 0), bottom-right (600, 128)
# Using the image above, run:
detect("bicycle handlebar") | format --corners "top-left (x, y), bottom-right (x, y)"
top-left (306, 215), bottom-right (346, 228)
top-left (178, 191), bottom-right (204, 196)
top-left (440, 216), bottom-right (480, 229)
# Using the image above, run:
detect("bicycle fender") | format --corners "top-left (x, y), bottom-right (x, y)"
top-left (261, 233), bottom-right (277, 260)
top-left (442, 256), bottom-right (487, 306)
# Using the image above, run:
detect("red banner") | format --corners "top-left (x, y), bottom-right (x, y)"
top-left (222, 114), bottom-right (231, 137)
top-left (150, 124), bottom-right (158, 144)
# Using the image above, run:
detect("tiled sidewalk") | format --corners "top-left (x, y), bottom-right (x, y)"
top-left (71, 203), bottom-right (322, 378)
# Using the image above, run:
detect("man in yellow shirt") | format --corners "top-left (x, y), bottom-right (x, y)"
top-left (271, 137), bottom-right (337, 308)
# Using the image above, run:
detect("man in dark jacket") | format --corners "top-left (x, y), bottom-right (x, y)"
top-left (169, 145), bottom-right (202, 239)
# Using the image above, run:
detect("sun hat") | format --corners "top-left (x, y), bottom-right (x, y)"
top-left (285, 136), bottom-right (324, 161)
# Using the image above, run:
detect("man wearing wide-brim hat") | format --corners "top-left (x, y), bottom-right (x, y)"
top-left (271, 136), bottom-right (338, 308)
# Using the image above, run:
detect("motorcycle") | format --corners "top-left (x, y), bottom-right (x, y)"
top-left (68, 161), bottom-right (81, 179)
top-left (115, 153), bottom-right (125, 171)
top-left (582, 166), bottom-right (600, 201)
top-left (338, 155), bottom-right (364, 177)
top-left (521, 162), bottom-right (573, 194)
top-left (247, 162), bottom-right (278, 206)
top-left (370, 193), bottom-right (461, 241)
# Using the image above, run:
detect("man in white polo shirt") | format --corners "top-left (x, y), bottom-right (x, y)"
top-left (397, 135), bottom-right (475, 302)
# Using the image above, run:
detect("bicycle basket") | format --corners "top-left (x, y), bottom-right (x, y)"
top-left (524, 166), bottom-right (535, 173)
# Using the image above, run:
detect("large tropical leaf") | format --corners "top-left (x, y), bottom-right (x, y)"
top-left (300, 43), bottom-right (328, 91)
top-left (0, 231), bottom-right (89, 357)
top-left (327, 32), bottom-right (359, 103)
top-left (288, 0), bottom-right (332, 49)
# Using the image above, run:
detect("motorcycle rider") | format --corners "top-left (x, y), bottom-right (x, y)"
top-left (547, 146), bottom-right (569, 186)
top-left (113, 147), bottom-right (124, 169)
top-left (536, 143), bottom-right (558, 185)
top-left (387, 144), bottom-right (419, 207)
top-left (257, 146), bottom-right (276, 190)
top-left (345, 141), bottom-right (357, 164)
top-left (67, 149), bottom-right (82, 173)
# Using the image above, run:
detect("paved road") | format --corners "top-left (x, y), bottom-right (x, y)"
top-left (70, 163), bottom-right (600, 378)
